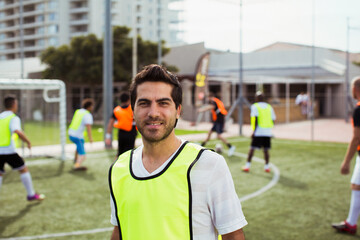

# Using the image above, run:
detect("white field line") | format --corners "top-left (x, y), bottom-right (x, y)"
top-left (3, 150), bottom-right (279, 240)
top-left (0, 227), bottom-right (113, 240)
top-left (232, 151), bottom-right (280, 202)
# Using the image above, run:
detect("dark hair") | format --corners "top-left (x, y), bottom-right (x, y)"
top-left (82, 98), bottom-right (94, 109)
top-left (130, 64), bottom-right (182, 109)
top-left (120, 92), bottom-right (130, 103)
top-left (4, 95), bottom-right (16, 109)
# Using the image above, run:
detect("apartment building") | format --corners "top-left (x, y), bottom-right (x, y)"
top-left (0, 0), bottom-right (184, 61)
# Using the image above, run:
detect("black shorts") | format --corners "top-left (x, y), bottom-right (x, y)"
top-left (251, 137), bottom-right (271, 150)
top-left (211, 122), bottom-right (224, 134)
top-left (0, 153), bottom-right (26, 173)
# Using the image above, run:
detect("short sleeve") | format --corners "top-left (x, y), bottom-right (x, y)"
top-left (10, 116), bottom-right (21, 133)
top-left (83, 113), bottom-right (93, 125)
top-left (353, 107), bottom-right (360, 127)
top-left (250, 104), bottom-right (258, 117)
top-left (202, 151), bottom-right (248, 234)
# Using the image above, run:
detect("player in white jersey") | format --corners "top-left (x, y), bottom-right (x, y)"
top-left (0, 95), bottom-right (45, 201)
top-left (109, 64), bottom-right (247, 240)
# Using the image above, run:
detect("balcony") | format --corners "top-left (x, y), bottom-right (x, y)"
top-left (70, 31), bottom-right (89, 38)
top-left (69, 7), bottom-right (89, 14)
top-left (69, 19), bottom-right (89, 26)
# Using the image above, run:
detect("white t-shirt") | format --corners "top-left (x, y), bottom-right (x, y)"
top-left (0, 111), bottom-right (21, 154)
top-left (110, 140), bottom-right (248, 239)
top-left (68, 109), bottom-right (93, 139)
top-left (251, 102), bottom-right (276, 137)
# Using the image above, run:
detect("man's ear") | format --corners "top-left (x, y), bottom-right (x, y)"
top-left (176, 105), bottom-right (182, 119)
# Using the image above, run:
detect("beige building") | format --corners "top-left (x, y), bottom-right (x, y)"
top-left (164, 42), bottom-right (360, 123)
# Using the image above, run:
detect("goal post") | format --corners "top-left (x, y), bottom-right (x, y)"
top-left (0, 79), bottom-right (67, 160)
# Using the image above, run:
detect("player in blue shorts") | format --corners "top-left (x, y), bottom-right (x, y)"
top-left (68, 98), bottom-right (94, 170)
top-left (0, 95), bottom-right (45, 201)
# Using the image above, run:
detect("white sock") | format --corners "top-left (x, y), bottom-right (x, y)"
top-left (346, 190), bottom-right (360, 226)
top-left (0, 175), bottom-right (2, 190)
top-left (264, 164), bottom-right (270, 170)
top-left (246, 162), bottom-right (251, 168)
top-left (20, 172), bottom-right (35, 197)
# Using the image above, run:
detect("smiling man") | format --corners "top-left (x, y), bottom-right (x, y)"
top-left (108, 64), bottom-right (247, 240)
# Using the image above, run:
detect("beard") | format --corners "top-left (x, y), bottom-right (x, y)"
top-left (136, 115), bottom-right (177, 143)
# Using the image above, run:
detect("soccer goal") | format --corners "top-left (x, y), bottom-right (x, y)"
top-left (0, 79), bottom-right (66, 160)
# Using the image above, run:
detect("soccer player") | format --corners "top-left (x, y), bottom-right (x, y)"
top-left (68, 98), bottom-right (94, 171)
top-left (0, 95), bottom-right (45, 201)
top-left (105, 92), bottom-right (137, 157)
top-left (198, 92), bottom-right (236, 157)
top-left (242, 91), bottom-right (276, 173)
top-left (332, 76), bottom-right (360, 235)
top-left (109, 64), bottom-right (247, 240)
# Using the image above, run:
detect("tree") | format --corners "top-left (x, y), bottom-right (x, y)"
top-left (40, 26), bottom-right (177, 85)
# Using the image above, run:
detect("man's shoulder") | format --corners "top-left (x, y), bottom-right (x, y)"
top-left (0, 111), bottom-right (17, 119)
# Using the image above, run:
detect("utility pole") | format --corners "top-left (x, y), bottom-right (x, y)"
top-left (157, 0), bottom-right (162, 65)
top-left (103, 0), bottom-right (113, 146)
top-left (238, 0), bottom-right (243, 136)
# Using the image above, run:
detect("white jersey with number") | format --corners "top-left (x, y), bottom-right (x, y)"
top-left (110, 139), bottom-right (248, 239)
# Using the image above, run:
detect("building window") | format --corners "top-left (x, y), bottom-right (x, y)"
top-left (0, 34), bottom-right (5, 40)
top-left (0, 12), bottom-right (5, 19)
top-left (0, 44), bottom-right (4, 50)
top-left (37, 39), bottom-right (44, 46)
top-left (49, 13), bottom-right (57, 21)
top-left (36, 3), bottom-right (44, 10)
top-left (36, 15), bottom-right (44, 22)
top-left (49, 37), bottom-right (58, 46)
top-left (48, 25), bottom-right (58, 34)
top-left (37, 27), bottom-right (44, 34)
top-left (49, 0), bottom-right (58, 9)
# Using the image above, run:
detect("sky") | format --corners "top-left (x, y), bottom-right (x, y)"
top-left (172, 0), bottom-right (360, 53)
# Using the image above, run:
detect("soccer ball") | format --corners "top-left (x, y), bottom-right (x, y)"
top-left (215, 143), bottom-right (223, 154)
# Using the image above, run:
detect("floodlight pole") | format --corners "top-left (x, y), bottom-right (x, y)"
top-left (310, 0), bottom-right (315, 141)
top-left (238, 0), bottom-right (243, 136)
top-left (132, 2), bottom-right (138, 78)
top-left (157, 0), bottom-right (162, 65)
top-left (345, 17), bottom-right (350, 123)
top-left (103, 0), bottom-right (113, 146)
top-left (19, 0), bottom-right (24, 79)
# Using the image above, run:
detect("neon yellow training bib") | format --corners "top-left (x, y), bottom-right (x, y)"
top-left (251, 103), bottom-right (273, 130)
top-left (69, 109), bottom-right (89, 131)
top-left (0, 113), bottom-right (15, 147)
top-left (109, 142), bottom-right (205, 240)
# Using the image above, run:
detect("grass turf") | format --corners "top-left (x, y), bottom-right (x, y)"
top-left (0, 137), bottom-right (357, 239)
top-left (22, 121), bottom-right (206, 146)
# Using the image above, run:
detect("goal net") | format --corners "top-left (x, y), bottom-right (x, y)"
top-left (0, 79), bottom-right (66, 160)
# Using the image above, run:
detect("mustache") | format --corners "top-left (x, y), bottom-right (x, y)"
top-left (144, 116), bottom-right (163, 123)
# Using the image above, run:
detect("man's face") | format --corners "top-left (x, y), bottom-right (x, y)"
top-left (133, 81), bottom-right (181, 143)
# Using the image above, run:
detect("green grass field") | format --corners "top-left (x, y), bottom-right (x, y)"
top-left (0, 136), bottom-right (357, 240)
top-left (23, 121), bottom-right (206, 146)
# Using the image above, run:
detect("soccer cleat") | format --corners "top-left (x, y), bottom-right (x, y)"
top-left (73, 166), bottom-right (87, 171)
top-left (265, 168), bottom-right (271, 173)
top-left (27, 193), bottom-right (45, 201)
top-left (228, 146), bottom-right (236, 157)
top-left (242, 167), bottom-right (250, 172)
top-left (332, 221), bottom-right (357, 235)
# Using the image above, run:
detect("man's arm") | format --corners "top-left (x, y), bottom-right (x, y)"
top-left (222, 228), bottom-right (245, 240)
top-left (341, 126), bottom-right (360, 174)
top-left (105, 118), bottom-right (115, 146)
top-left (197, 104), bottom-right (214, 113)
top-left (86, 124), bottom-right (93, 143)
top-left (110, 226), bottom-right (119, 240)
top-left (14, 130), bottom-right (31, 149)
